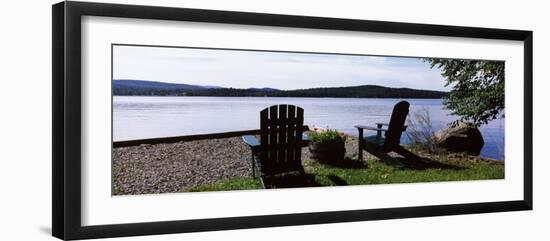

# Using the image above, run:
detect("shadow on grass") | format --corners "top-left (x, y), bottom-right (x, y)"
top-left (360, 142), bottom-right (464, 171)
top-left (313, 157), bottom-right (369, 169)
top-left (327, 175), bottom-right (349, 185)
top-left (395, 156), bottom-right (464, 170)
top-left (264, 173), bottom-right (321, 188)
top-left (266, 173), bottom-right (351, 188)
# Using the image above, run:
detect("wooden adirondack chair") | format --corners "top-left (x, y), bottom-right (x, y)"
top-left (355, 101), bottom-right (416, 167)
top-left (242, 104), bottom-right (310, 188)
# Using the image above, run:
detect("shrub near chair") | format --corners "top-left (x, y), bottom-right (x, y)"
top-left (308, 129), bottom-right (346, 164)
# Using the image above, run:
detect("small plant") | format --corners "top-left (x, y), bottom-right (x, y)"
top-left (308, 129), bottom-right (345, 144)
top-left (308, 128), bottom-right (347, 164)
top-left (406, 107), bottom-right (439, 153)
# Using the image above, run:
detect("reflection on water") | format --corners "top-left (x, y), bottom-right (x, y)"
top-left (113, 96), bottom-right (504, 159)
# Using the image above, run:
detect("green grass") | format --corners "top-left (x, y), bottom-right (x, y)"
top-left (181, 157), bottom-right (504, 192)
top-left (308, 159), bottom-right (503, 186)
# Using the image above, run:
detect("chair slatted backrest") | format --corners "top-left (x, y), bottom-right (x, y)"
top-left (259, 104), bottom-right (304, 175)
top-left (383, 101), bottom-right (410, 150)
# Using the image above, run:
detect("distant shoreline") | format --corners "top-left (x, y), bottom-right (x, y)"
top-left (113, 95), bottom-right (445, 99)
top-left (113, 79), bottom-right (449, 99)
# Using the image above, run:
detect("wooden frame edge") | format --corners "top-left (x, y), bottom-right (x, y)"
top-left (52, 1), bottom-right (534, 240)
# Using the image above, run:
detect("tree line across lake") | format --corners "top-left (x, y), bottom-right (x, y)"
top-left (113, 80), bottom-right (448, 99)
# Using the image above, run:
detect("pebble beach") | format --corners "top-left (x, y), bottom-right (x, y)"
top-left (112, 136), bottom-right (362, 195)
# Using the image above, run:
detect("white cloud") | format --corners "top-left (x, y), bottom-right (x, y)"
top-left (113, 45), bottom-right (449, 91)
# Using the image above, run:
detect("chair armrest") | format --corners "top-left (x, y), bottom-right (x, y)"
top-left (242, 134), bottom-right (309, 149)
top-left (242, 135), bottom-right (261, 151)
top-left (300, 134), bottom-right (310, 146)
top-left (375, 123), bottom-right (408, 129)
top-left (302, 134), bottom-right (310, 142)
top-left (354, 125), bottom-right (388, 132)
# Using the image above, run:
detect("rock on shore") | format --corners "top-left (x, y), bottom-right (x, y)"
top-left (433, 123), bottom-right (485, 155)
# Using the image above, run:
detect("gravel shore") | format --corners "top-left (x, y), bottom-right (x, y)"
top-left (112, 136), bottom-right (363, 195)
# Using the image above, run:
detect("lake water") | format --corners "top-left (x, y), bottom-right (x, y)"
top-left (113, 96), bottom-right (504, 160)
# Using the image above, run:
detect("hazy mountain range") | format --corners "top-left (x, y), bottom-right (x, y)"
top-left (113, 79), bottom-right (448, 98)
top-left (113, 79), bottom-right (222, 90)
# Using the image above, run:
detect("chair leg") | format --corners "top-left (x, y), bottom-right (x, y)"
top-left (358, 129), bottom-right (364, 161)
top-left (393, 146), bottom-right (421, 162)
top-left (365, 145), bottom-right (403, 168)
top-left (259, 176), bottom-right (267, 189)
top-left (251, 152), bottom-right (256, 178)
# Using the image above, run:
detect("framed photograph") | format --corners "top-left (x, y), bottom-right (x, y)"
top-left (52, 1), bottom-right (533, 240)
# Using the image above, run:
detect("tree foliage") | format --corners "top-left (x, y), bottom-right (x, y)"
top-left (425, 59), bottom-right (505, 127)
top-left (113, 85), bottom-right (448, 99)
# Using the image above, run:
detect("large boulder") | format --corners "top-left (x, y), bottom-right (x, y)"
top-left (433, 123), bottom-right (485, 155)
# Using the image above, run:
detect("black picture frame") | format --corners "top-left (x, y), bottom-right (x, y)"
top-left (52, 1), bottom-right (533, 240)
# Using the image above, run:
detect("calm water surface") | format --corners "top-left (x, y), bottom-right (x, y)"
top-left (113, 96), bottom-right (504, 160)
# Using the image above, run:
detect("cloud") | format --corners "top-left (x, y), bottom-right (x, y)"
top-left (113, 45), bottom-right (449, 91)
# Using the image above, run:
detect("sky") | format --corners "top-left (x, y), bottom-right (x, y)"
top-left (113, 45), bottom-right (450, 91)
